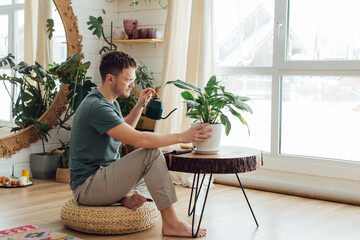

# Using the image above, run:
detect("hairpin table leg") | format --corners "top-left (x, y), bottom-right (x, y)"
top-left (235, 173), bottom-right (259, 227)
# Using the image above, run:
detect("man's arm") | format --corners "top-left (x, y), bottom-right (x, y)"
top-left (124, 88), bottom-right (154, 127)
top-left (124, 103), bottom-right (143, 127)
top-left (106, 122), bottom-right (211, 148)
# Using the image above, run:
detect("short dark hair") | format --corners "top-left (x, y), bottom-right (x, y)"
top-left (99, 51), bottom-right (137, 82)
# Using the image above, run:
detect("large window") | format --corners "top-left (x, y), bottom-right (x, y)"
top-left (214, 0), bottom-right (360, 163)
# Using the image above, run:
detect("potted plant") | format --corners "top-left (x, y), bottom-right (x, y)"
top-left (166, 75), bottom-right (253, 153)
top-left (55, 140), bottom-right (70, 183)
top-left (87, 9), bottom-right (117, 55)
top-left (30, 121), bottom-right (60, 179)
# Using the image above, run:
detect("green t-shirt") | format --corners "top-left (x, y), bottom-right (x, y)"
top-left (69, 89), bottom-right (124, 190)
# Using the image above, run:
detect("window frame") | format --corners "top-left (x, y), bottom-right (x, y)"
top-left (214, 0), bottom-right (360, 182)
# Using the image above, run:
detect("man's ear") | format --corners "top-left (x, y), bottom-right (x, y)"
top-left (105, 74), bottom-right (113, 84)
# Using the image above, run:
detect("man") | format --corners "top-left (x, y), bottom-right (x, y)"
top-left (69, 51), bottom-right (210, 238)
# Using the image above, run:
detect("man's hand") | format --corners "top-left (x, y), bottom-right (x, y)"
top-left (137, 88), bottom-right (156, 107)
top-left (181, 123), bottom-right (212, 143)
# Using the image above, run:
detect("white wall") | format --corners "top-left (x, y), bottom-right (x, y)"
top-left (0, 0), bottom-right (167, 178)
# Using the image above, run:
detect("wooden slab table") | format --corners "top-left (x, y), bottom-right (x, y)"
top-left (164, 146), bottom-right (263, 238)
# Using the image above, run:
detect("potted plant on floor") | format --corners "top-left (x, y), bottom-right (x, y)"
top-left (30, 121), bottom-right (60, 179)
top-left (55, 140), bottom-right (70, 183)
top-left (166, 75), bottom-right (253, 153)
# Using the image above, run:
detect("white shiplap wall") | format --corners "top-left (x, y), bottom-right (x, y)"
top-left (0, 0), bottom-right (167, 177)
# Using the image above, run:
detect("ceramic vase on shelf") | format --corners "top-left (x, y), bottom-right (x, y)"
top-left (147, 28), bottom-right (156, 39)
top-left (123, 19), bottom-right (138, 39)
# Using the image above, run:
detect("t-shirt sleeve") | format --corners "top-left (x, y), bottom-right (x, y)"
top-left (88, 100), bottom-right (124, 135)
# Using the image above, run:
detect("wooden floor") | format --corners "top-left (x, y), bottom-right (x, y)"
top-left (1, 179), bottom-right (360, 240)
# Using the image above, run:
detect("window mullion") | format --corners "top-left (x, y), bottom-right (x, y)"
top-left (271, 0), bottom-right (288, 157)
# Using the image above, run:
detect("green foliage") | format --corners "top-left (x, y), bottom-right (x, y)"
top-left (166, 76), bottom-right (253, 136)
top-left (33, 121), bottom-right (52, 155)
top-left (130, 0), bottom-right (167, 9)
top-left (135, 61), bottom-right (156, 90)
top-left (57, 140), bottom-right (69, 168)
top-left (0, 54), bottom-right (59, 132)
top-left (87, 9), bottom-right (117, 55)
top-left (49, 54), bottom-right (96, 130)
top-left (46, 18), bottom-right (55, 40)
top-left (87, 16), bottom-right (103, 38)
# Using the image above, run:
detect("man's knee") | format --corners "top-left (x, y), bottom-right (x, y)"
top-left (143, 148), bottom-right (164, 165)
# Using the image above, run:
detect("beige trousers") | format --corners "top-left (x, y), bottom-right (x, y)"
top-left (72, 148), bottom-right (178, 211)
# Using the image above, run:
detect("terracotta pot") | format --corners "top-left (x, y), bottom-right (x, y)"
top-left (123, 19), bottom-right (138, 39)
top-left (56, 167), bottom-right (70, 183)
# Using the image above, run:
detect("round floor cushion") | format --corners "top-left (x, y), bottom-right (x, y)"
top-left (61, 199), bottom-right (160, 235)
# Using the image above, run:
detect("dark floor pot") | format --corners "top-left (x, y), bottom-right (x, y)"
top-left (30, 153), bottom-right (60, 179)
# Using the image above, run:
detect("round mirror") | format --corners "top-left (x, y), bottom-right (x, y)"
top-left (0, 0), bottom-right (82, 157)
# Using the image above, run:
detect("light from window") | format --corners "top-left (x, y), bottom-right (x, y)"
top-left (280, 76), bottom-right (360, 161)
top-left (0, 15), bottom-right (9, 58)
top-left (219, 75), bottom-right (271, 152)
top-left (0, 70), bottom-right (12, 122)
top-left (287, 0), bottom-right (360, 61)
top-left (0, 1), bottom-right (11, 6)
top-left (214, 0), bottom-right (274, 67)
top-left (15, 9), bottom-right (24, 61)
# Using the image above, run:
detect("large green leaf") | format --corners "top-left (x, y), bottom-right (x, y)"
top-left (181, 91), bottom-right (195, 101)
top-left (206, 75), bottom-right (217, 87)
top-left (0, 53), bottom-right (15, 68)
top-left (234, 100), bottom-right (253, 114)
top-left (166, 80), bottom-right (201, 93)
top-left (87, 16), bottom-right (104, 39)
top-left (220, 114), bottom-right (231, 136)
top-left (46, 18), bottom-right (55, 40)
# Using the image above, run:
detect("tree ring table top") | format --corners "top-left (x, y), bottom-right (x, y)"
top-left (164, 146), bottom-right (263, 174)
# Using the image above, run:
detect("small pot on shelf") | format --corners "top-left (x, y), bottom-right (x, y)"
top-left (123, 19), bottom-right (138, 39)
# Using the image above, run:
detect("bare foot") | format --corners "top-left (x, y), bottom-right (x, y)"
top-left (162, 220), bottom-right (206, 238)
top-left (121, 193), bottom-right (147, 210)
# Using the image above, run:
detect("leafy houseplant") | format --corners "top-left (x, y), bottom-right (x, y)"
top-left (0, 54), bottom-right (58, 132)
top-left (166, 76), bottom-right (253, 152)
top-left (55, 140), bottom-right (70, 183)
top-left (87, 9), bottom-right (117, 55)
top-left (30, 121), bottom-right (60, 179)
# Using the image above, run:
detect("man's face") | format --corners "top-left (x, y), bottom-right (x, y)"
top-left (111, 67), bottom-right (136, 98)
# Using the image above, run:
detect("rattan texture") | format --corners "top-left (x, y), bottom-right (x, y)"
top-left (61, 199), bottom-right (160, 235)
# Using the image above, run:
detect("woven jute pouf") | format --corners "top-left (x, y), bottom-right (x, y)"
top-left (61, 199), bottom-right (160, 235)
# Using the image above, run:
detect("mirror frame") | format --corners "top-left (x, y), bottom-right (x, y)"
top-left (0, 0), bottom-right (82, 158)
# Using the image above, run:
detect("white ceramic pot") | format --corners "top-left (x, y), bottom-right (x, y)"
top-left (191, 123), bottom-right (224, 154)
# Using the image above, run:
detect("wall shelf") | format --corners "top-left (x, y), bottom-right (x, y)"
top-left (112, 39), bottom-right (164, 48)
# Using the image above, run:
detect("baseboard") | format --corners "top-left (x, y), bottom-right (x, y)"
top-left (213, 168), bottom-right (360, 206)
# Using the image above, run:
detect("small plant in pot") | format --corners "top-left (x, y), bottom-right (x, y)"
top-left (166, 76), bottom-right (253, 154)
top-left (30, 121), bottom-right (60, 179)
top-left (55, 140), bottom-right (70, 183)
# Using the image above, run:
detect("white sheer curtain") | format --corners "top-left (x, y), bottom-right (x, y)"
top-left (24, 0), bottom-right (52, 68)
top-left (155, 0), bottom-right (215, 187)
